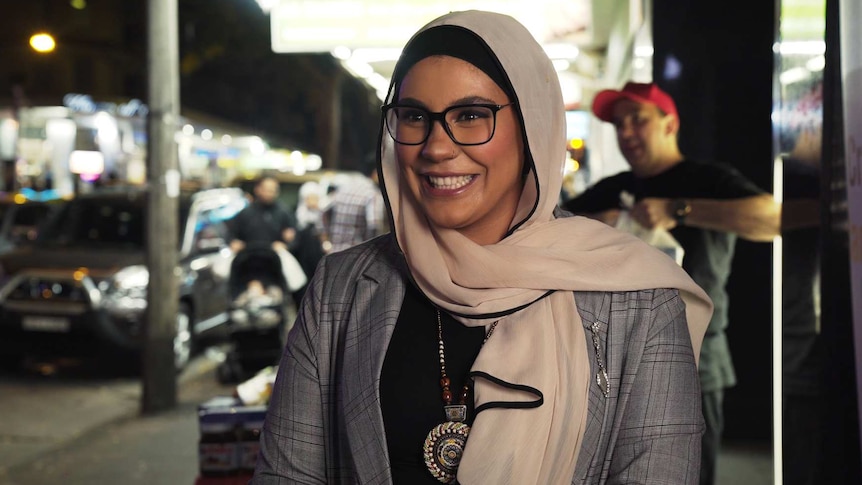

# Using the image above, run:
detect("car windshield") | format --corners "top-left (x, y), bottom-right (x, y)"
top-left (37, 198), bottom-right (146, 249)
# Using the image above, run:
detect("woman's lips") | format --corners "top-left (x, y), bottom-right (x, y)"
top-left (423, 174), bottom-right (477, 194)
top-left (427, 174), bottom-right (474, 189)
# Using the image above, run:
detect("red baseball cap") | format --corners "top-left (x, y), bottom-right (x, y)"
top-left (591, 82), bottom-right (678, 122)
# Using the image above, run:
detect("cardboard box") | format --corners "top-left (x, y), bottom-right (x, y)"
top-left (198, 397), bottom-right (267, 477)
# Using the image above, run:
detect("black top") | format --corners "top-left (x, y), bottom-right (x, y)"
top-left (563, 160), bottom-right (764, 391)
top-left (380, 283), bottom-right (486, 484)
top-left (227, 201), bottom-right (296, 246)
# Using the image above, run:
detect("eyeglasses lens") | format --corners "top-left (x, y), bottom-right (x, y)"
top-left (385, 105), bottom-right (496, 145)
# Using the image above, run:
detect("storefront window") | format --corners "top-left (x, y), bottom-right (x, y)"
top-left (774, 0), bottom-right (826, 482)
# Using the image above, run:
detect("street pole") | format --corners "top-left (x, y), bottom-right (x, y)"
top-left (143, 0), bottom-right (180, 414)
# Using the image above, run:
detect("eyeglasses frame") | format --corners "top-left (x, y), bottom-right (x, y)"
top-left (381, 102), bottom-right (516, 146)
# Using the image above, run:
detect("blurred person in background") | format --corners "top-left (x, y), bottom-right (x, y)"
top-left (295, 181), bottom-right (326, 235)
top-left (289, 181), bottom-right (327, 306)
top-left (228, 175), bottom-right (306, 297)
top-left (325, 154), bottom-right (386, 252)
top-left (229, 175), bottom-right (298, 251)
top-left (562, 81), bottom-right (781, 485)
top-left (254, 10), bottom-right (712, 485)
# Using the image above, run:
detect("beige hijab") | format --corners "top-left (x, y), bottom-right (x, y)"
top-left (378, 10), bottom-right (712, 484)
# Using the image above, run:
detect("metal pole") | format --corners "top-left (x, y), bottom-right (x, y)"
top-left (143, 0), bottom-right (180, 414)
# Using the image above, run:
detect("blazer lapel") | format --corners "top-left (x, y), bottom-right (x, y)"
top-left (342, 254), bottom-right (406, 484)
top-left (573, 291), bottom-right (612, 484)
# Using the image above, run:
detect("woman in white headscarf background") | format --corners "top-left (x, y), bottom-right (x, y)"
top-left (295, 181), bottom-right (326, 234)
top-left (253, 10), bottom-right (712, 485)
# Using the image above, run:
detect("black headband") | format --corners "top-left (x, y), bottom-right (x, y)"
top-left (391, 25), bottom-right (513, 100)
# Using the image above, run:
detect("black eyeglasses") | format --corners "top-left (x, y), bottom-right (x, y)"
top-left (382, 102), bottom-right (515, 146)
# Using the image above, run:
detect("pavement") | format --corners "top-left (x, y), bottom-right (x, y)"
top-left (0, 348), bottom-right (239, 485)
top-left (0, 347), bottom-right (773, 485)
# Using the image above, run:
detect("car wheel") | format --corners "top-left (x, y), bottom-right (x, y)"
top-left (174, 303), bottom-right (194, 371)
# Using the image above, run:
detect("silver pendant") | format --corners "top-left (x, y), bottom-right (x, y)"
top-left (423, 421), bottom-right (470, 483)
top-left (444, 404), bottom-right (467, 422)
top-left (590, 321), bottom-right (610, 398)
top-left (596, 368), bottom-right (610, 398)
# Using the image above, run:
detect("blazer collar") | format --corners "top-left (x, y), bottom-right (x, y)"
top-left (342, 240), bottom-right (407, 484)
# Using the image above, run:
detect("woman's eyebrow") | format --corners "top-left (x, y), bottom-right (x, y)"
top-left (395, 95), bottom-right (502, 108)
top-left (394, 97), bottom-right (425, 108)
top-left (450, 95), bottom-right (499, 105)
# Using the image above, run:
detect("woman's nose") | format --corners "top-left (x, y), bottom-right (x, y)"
top-left (421, 120), bottom-right (458, 160)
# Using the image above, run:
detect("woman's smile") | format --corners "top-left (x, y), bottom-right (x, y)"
top-left (423, 173), bottom-right (477, 193)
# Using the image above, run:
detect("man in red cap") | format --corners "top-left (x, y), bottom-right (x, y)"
top-left (563, 81), bottom-right (781, 485)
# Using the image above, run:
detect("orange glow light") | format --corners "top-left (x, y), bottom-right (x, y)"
top-left (30, 33), bottom-right (56, 53)
top-left (569, 138), bottom-right (584, 150)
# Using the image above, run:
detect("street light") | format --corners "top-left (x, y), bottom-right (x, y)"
top-left (29, 32), bottom-right (56, 53)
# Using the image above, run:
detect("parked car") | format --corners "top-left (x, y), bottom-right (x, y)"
top-left (0, 194), bottom-right (60, 255)
top-left (0, 186), bottom-right (248, 371)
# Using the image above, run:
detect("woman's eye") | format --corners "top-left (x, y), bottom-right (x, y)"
top-left (452, 107), bottom-right (490, 123)
top-left (399, 108), bottom-right (427, 123)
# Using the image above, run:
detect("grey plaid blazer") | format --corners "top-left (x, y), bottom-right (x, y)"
top-left (253, 235), bottom-right (703, 484)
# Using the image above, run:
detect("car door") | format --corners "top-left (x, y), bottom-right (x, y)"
top-left (182, 194), bottom-right (244, 335)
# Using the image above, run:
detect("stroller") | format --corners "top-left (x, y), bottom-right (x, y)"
top-left (217, 244), bottom-right (291, 383)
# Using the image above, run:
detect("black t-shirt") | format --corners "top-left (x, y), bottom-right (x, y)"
top-left (380, 283), bottom-right (485, 484)
top-left (563, 160), bottom-right (764, 391)
top-left (228, 201), bottom-right (296, 246)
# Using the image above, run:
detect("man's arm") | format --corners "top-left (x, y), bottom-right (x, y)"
top-left (561, 175), bottom-right (628, 227)
top-left (573, 208), bottom-right (622, 226)
top-left (781, 198), bottom-right (820, 232)
top-left (278, 206), bottom-right (298, 245)
top-left (631, 194), bottom-right (781, 242)
top-left (227, 210), bottom-right (246, 252)
top-left (280, 227), bottom-right (297, 245)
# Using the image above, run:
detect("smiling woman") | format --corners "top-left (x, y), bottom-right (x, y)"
top-left (253, 10), bottom-right (712, 485)
top-left (389, 51), bottom-right (524, 246)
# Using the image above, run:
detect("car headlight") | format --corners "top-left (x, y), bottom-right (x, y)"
top-left (99, 265), bottom-right (149, 313)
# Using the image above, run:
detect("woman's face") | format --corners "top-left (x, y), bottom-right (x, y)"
top-left (395, 56), bottom-right (525, 245)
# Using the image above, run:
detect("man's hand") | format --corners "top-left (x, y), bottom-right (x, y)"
top-left (230, 239), bottom-right (246, 253)
top-left (282, 227), bottom-right (297, 244)
top-left (630, 198), bottom-right (676, 230)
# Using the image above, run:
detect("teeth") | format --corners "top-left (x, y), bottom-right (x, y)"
top-left (427, 175), bottom-right (474, 189)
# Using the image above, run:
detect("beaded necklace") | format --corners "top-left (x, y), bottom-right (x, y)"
top-left (423, 309), bottom-right (499, 483)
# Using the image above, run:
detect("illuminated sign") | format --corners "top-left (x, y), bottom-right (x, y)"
top-left (68, 150), bottom-right (105, 175)
top-left (63, 94), bottom-right (149, 118)
top-left (270, 0), bottom-right (588, 53)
